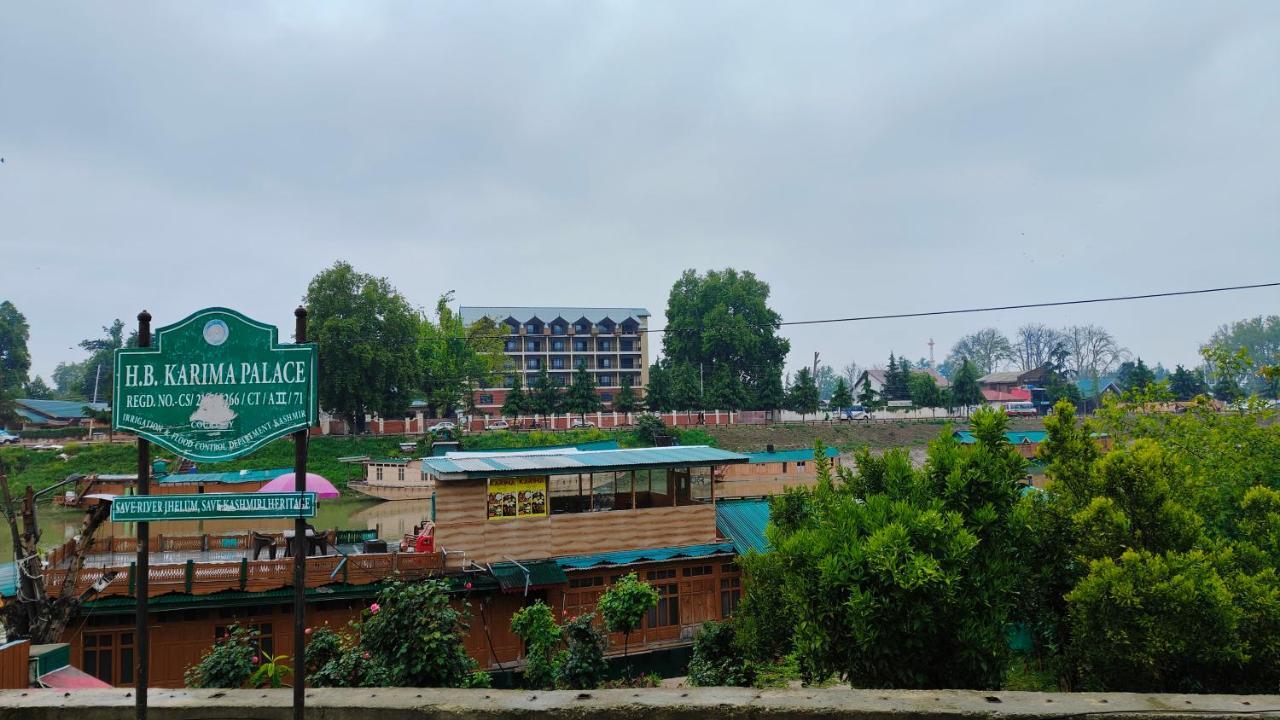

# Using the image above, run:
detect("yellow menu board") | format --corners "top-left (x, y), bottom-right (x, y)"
top-left (487, 477), bottom-right (548, 520)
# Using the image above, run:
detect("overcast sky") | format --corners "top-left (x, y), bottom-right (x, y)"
top-left (2, 2), bottom-right (1278, 383)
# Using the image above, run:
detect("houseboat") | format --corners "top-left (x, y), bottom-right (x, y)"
top-left (715, 445), bottom-right (842, 498)
top-left (39, 445), bottom-right (757, 686)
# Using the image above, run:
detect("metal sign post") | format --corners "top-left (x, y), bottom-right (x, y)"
top-left (113, 308), bottom-right (317, 720)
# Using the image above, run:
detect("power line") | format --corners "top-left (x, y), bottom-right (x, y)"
top-left (421, 280), bottom-right (1280, 342)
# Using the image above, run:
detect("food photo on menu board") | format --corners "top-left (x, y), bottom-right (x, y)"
top-left (487, 477), bottom-right (547, 519)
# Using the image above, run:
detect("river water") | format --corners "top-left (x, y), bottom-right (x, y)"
top-left (0, 495), bottom-right (432, 562)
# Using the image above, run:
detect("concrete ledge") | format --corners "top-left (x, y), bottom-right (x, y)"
top-left (0, 688), bottom-right (1278, 720)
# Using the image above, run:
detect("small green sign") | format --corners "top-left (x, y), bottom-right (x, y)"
top-left (113, 307), bottom-right (317, 462)
top-left (110, 492), bottom-right (317, 522)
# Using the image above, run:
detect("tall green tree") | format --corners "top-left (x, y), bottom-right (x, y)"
top-left (645, 362), bottom-right (673, 412)
top-left (501, 374), bottom-right (530, 419)
top-left (947, 328), bottom-right (1014, 375)
top-left (0, 301), bottom-right (31, 426)
top-left (74, 319), bottom-right (125, 403)
top-left (660, 269), bottom-right (790, 410)
top-left (529, 366), bottom-right (562, 416)
top-left (856, 374), bottom-right (879, 409)
top-left (951, 359), bottom-right (983, 412)
top-left (908, 371), bottom-right (940, 409)
top-left (24, 376), bottom-right (52, 400)
top-left (814, 364), bottom-right (838, 402)
top-left (306, 261), bottom-right (420, 433)
top-left (599, 572), bottom-right (658, 662)
top-left (786, 367), bottom-right (819, 419)
top-left (565, 365), bottom-right (603, 420)
top-left (419, 293), bottom-right (504, 417)
top-left (829, 378), bottom-right (853, 411)
top-left (1167, 364), bottom-right (1208, 401)
top-left (1116, 357), bottom-right (1156, 391)
top-left (1206, 315), bottom-right (1280, 396)
top-left (705, 364), bottom-right (748, 411)
top-left (613, 374), bottom-right (640, 414)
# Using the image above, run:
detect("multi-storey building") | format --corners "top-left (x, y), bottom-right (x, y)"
top-left (459, 306), bottom-right (650, 413)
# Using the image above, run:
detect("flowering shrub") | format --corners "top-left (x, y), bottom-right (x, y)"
top-left (555, 613), bottom-right (607, 690)
top-left (184, 625), bottom-right (258, 688)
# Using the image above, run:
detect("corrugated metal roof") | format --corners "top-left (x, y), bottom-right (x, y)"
top-left (743, 447), bottom-right (839, 464)
top-left (555, 543), bottom-right (735, 570)
top-left (716, 499), bottom-right (771, 554)
top-left (422, 445), bottom-right (748, 479)
top-left (489, 560), bottom-right (568, 592)
top-left (952, 431), bottom-right (1047, 445)
top-left (459, 306), bottom-right (650, 326)
top-left (16, 398), bottom-right (109, 420)
top-left (158, 468), bottom-right (293, 484)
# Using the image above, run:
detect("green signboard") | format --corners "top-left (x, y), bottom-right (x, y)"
top-left (110, 492), bottom-right (317, 523)
top-left (113, 307), bottom-right (317, 462)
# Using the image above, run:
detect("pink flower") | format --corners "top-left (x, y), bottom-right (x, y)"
top-left (369, 603), bottom-right (381, 614)
top-left (304, 628), bottom-right (312, 636)
top-left (464, 582), bottom-right (472, 590)
top-left (251, 656), bottom-right (260, 664)
top-left (362, 652), bottom-right (371, 660)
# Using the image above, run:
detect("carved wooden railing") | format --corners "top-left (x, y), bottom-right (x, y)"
top-left (44, 549), bottom-right (446, 599)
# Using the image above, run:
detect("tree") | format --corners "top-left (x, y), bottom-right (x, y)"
top-left (1063, 324), bottom-right (1128, 398)
top-left (613, 375), bottom-right (639, 414)
top-left (355, 580), bottom-right (483, 687)
top-left (785, 366), bottom-right (819, 419)
top-left (951, 359), bottom-right (983, 412)
top-left (565, 365), bottom-right (603, 421)
top-left (908, 371), bottom-right (940, 410)
top-left (420, 293), bottom-right (504, 418)
top-left (530, 366), bottom-right (562, 417)
top-left (687, 621), bottom-right (753, 687)
top-left (501, 374), bottom-right (530, 419)
top-left (510, 601), bottom-right (561, 689)
top-left (660, 269), bottom-right (790, 410)
top-left (645, 361), bottom-right (673, 412)
top-left (744, 420), bottom-right (1026, 688)
top-left (1167, 364), bottom-right (1209, 401)
top-left (814, 365), bottom-right (837, 402)
top-left (1116, 357), bottom-right (1156, 391)
top-left (881, 353), bottom-right (909, 401)
top-left (840, 362), bottom-right (859, 390)
top-left (76, 319), bottom-right (124, 403)
top-left (51, 361), bottom-right (88, 399)
top-left (0, 301), bottom-right (31, 426)
top-left (306, 262), bottom-right (420, 433)
top-left (1014, 323), bottom-right (1067, 372)
top-left (947, 328), bottom-right (1014, 375)
top-left (599, 572), bottom-right (658, 661)
top-left (829, 378), bottom-right (853, 411)
top-left (555, 613), bottom-right (607, 690)
top-left (24, 376), bottom-right (51, 400)
top-left (856, 374), bottom-right (880, 410)
top-left (1205, 315), bottom-right (1280, 396)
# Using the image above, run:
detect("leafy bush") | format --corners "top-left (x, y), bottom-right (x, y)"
top-left (309, 646), bottom-right (395, 688)
top-left (510, 601), bottom-right (561, 689)
top-left (599, 572), bottom-right (658, 659)
top-left (687, 621), bottom-right (753, 687)
top-left (632, 414), bottom-right (669, 445)
top-left (555, 613), bottom-right (607, 689)
top-left (15, 427), bottom-right (90, 439)
top-left (303, 626), bottom-right (344, 675)
top-left (735, 550), bottom-right (796, 662)
top-left (184, 625), bottom-right (258, 688)
top-left (359, 579), bottom-right (480, 687)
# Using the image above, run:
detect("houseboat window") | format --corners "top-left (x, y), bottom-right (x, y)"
top-left (569, 575), bottom-right (604, 588)
top-left (646, 581), bottom-right (680, 627)
top-left (796, 461), bottom-right (807, 468)
top-left (646, 569), bottom-right (677, 580)
top-left (83, 632), bottom-right (114, 685)
top-left (376, 466), bottom-right (384, 481)
top-left (721, 577), bottom-right (742, 617)
top-left (398, 467), bottom-right (405, 482)
top-left (682, 565), bottom-right (712, 577)
top-left (550, 474), bottom-right (590, 514)
top-left (690, 466), bottom-right (712, 503)
top-left (633, 469), bottom-right (673, 508)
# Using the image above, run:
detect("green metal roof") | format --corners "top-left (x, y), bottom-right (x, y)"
top-left (952, 431), bottom-right (1047, 445)
top-left (158, 467), bottom-right (293, 484)
top-left (743, 447), bottom-right (839, 464)
top-left (716, 498), bottom-right (771, 555)
top-left (458, 438), bottom-right (621, 455)
top-left (555, 543), bottom-right (736, 570)
top-left (422, 445), bottom-right (747, 480)
top-left (489, 560), bottom-right (568, 593)
top-left (15, 398), bottom-right (109, 420)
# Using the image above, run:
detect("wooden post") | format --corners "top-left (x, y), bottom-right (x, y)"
top-left (135, 310), bottom-right (151, 720)
top-left (292, 307), bottom-right (309, 720)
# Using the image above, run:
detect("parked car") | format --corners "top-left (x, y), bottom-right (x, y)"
top-left (0, 430), bottom-right (20, 445)
top-left (31, 443), bottom-right (64, 452)
top-left (569, 419), bottom-right (595, 429)
top-left (838, 405), bottom-right (871, 421)
top-left (1004, 401), bottom-right (1037, 417)
top-left (485, 420), bottom-right (510, 431)
top-left (429, 421), bottom-right (457, 434)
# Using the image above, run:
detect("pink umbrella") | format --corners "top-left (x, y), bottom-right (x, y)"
top-left (259, 472), bottom-right (340, 499)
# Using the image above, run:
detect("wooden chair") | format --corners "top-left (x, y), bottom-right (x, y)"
top-left (250, 531), bottom-right (276, 560)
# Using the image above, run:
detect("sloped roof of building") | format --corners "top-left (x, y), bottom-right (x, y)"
top-left (1076, 376), bottom-right (1122, 397)
top-left (555, 543), bottom-right (735, 570)
top-left (459, 306), bottom-right (650, 326)
top-left (716, 498), bottom-right (771, 554)
top-left (15, 398), bottom-right (109, 421)
top-left (978, 371), bottom-right (1024, 385)
top-left (743, 447), bottom-right (839, 464)
top-left (858, 367), bottom-right (950, 389)
top-left (953, 430), bottom-right (1047, 445)
top-left (421, 445), bottom-right (747, 480)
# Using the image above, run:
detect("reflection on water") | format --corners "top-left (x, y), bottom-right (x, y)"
top-left (0, 495), bottom-right (433, 562)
